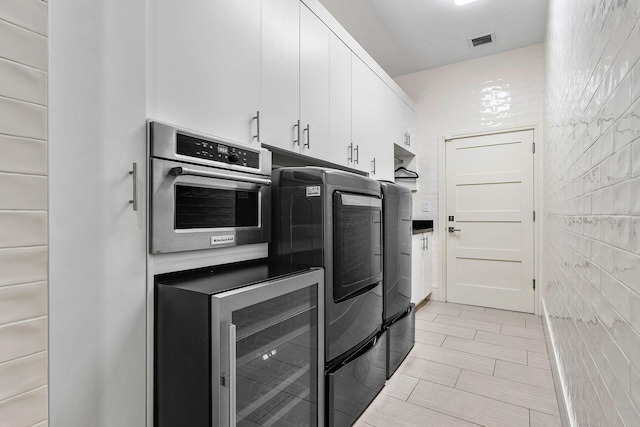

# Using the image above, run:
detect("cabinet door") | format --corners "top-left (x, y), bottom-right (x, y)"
top-left (150, 0), bottom-right (261, 144)
top-left (367, 82), bottom-right (395, 181)
top-left (423, 232), bottom-right (433, 299)
top-left (299, 5), bottom-right (330, 160)
top-left (261, 0), bottom-right (300, 150)
top-left (411, 234), bottom-right (425, 304)
top-left (400, 98), bottom-right (417, 154)
top-left (329, 34), bottom-right (352, 168)
top-left (351, 56), bottom-right (381, 175)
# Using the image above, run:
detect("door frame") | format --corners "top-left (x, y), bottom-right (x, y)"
top-left (438, 123), bottom-right (542, 314)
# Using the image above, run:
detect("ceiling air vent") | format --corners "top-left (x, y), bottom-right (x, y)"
top-left (468, 32), bottom-right (495, 48)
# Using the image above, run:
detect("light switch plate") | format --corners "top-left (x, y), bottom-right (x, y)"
top-left (422, 201), bottom-right (430, 212)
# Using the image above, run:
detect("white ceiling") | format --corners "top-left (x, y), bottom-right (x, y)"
top-left (317, 0), bottom-right (549, 77)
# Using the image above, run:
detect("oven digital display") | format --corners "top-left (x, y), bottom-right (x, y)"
top-left (176, 133), bottom-right (261, 168)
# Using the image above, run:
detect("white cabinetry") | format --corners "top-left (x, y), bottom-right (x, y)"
top-left (261, 1), bottom-right (332, 160)
top-left (261, 0), bottom-right (300, 149)
top-left (411, 231), bottom-right (433, 304)
top-left (50, 0), bottom-right (147, 425)
top-left (352, 56), bottom-right (391, 178)
top-left (149, 0), bottom-right (261, 144)
top-left (329, 33), bottom-right (353, 168)
top-left (299, 4), bottom-right (331, 160)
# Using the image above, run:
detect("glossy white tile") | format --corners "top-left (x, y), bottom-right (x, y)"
top-left (0, 211), bottom-right (47, 249)
top-left (0, 351), bottom-right (47, 401)
top-left (0, 20), bottom-right (47, 71)
top-left (0, 0), bottom-right (48, 424)
top-left (0, 247), bottom-right (47, 287)
top-left (0, 173), bottom-right (47, 210)
top-left (0, 317), bottom-right (47, 364)
top-left (0, 135), bottom-right (47, 175)
top-left (0, 58), bottom-right (47, 106)
top-left (0, 386), bottom-right (47, 427)
top-left (0, 282), bottom-right (47, 325)
top-left (0, 97), bottom-right (47, 141)
top-left (0, 0), bottom-right (48, 36)
top-left (544, 1), bottom-right (640, 424)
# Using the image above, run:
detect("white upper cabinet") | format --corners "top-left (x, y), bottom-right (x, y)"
top-left (398, 96), bottom-right (417, 155)
top-left (352, 56), bottom-right (394, 180)
top-left (260, 0), bottom-right (301, 149)
top-left (149, 0), bottom-right (261, 144)
top-left (261, 2), bottom-right (331, 158)
top-left (329, 33), bottom-right (353, 168)
top-left (299, 5), bottom-right (331, 159)
top-left (351, 56), bottom-right (379, 174)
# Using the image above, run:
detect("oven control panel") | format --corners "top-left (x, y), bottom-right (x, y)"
top-left (176, 132), bottom-right (260, 169)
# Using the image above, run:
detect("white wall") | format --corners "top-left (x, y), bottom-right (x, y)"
top-left (544, 0), bottom-right (640, 425)
top-left (0, 1), bottom-right (48, 426)
top-left (395, 44), bottom-right (545, 299)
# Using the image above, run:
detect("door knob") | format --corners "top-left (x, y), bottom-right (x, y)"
top-left (448, 227), bottom-right (461, 232)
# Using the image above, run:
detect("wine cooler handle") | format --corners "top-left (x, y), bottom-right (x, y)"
top-left (229, 323), bottom-right (236, 426)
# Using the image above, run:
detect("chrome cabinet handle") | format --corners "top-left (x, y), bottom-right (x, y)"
top-left (354, 145), bottom-right (359, 164)
top-left (293, 120), bottom-right (300, 146)
top-left (371, 157), bottom-right (376, 175)
top-left (229, 324), bottom-right (236, 426)
top-left (448, 227), bottom-right (461, 233)
top-left (128, 163), bottom-right (138, 211)
top-left (304, 124), bottom-right (310, 148)
top-left (169, 166), bottom-right (272, 186)
top-left (252, 111), bottom-right (260, 142)
top-left (348, 143), bottom-right (353, 162)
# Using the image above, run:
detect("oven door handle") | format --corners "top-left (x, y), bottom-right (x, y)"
top-left (169, 166), bottom-right (272, 186)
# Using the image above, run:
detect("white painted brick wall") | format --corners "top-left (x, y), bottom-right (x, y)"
top-left (0, 1), bottom-right (48, 426)
top-left (395, 44), bottom-right (545, 296)
top-left (544, 0), bottom-right (640, 425)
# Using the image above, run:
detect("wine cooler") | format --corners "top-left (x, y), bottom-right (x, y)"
top-left (155, 261), bottom-right (324, 427)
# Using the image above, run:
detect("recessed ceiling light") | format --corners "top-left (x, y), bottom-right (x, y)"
top-left (454, 0), bottom-right (477, 5)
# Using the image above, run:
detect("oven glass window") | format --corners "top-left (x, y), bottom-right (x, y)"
top-left (232, 285), bottom-right (318, 426)
top-left (174, 185), bottom-right (259, 229)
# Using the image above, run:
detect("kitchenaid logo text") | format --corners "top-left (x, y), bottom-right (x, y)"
top-left (211, 235), bottom-right (235, 245)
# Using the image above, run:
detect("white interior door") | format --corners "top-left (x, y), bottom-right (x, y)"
top-left (445, 130), bottom-right (535, 313)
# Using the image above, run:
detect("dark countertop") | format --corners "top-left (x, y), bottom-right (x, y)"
top-left (155, 259), bottom-right (314, 295)
top-left (412, 219), bottom-right (434, 234)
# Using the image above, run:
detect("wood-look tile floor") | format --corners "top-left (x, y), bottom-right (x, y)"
top-left (356, 300), bottom-right (562, 427)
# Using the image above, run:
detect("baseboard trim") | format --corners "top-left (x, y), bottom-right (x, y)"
top-left (541, 300), bottom-right (572, 427)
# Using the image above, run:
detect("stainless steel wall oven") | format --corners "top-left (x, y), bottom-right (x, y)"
top-left (149, 121), bottom-right (272, 254)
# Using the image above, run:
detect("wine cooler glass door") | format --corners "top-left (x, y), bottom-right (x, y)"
top-left (211, 268), bottom-right (324, 427)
